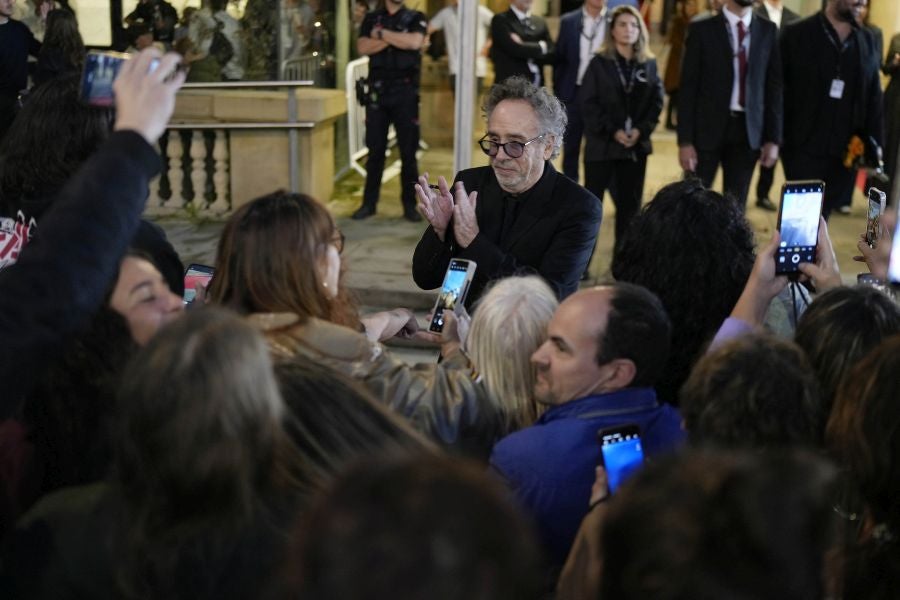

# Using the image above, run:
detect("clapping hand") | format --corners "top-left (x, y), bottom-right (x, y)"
top-left (452, 181), bottom-right (479, 248)
top-left (415, 173), bottom-right (454, 241)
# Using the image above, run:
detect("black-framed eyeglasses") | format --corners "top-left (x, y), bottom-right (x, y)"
top-left (478, 134), bottom-right (544, 159)
top-left (331, 229), bottom-right (345, 254)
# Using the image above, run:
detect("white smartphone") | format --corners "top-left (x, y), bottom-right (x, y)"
top-left (428, 259), bottom-right (476, 333)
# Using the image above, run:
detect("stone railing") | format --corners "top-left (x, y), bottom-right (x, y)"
top-left (145, 82), bottom-right (347, 219)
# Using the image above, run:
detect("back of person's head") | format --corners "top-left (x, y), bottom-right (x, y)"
top-left (610, 179), bottom-right (755, 402)
top-left (115, 307), bottom-right (287, 520)
top-left (294, 456), bottom-right (543, 600)
top-left (598, 282), bottom-right (671, 388)
top-left (826, 335), bottom-right (900, 599)
top-left (113, 307), bottom-right (298, 598)
top-left (274, 358), bottom-right (435, 496)
top-left (467, 275), bottom-right (558, 430)
top-left (681, 333), bottom-right (824, 449)
top-left (208, 190), bottom-right (357, 327)
top-left (0, 73), bottom-right (113, 218)
top-left (42, 9), bottom-right (85, 67)
top-left (794, 286), bottom-right (900, 413)
top-left (598, 451), bottom-right (839, 600)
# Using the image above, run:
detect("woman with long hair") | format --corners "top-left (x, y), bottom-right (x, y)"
top-left (579, 4), bottom-right (663, 249)
top-left (2, 309), bottom-right (305, 598)
top-left (826, 335), bottom-right (900, 599)
top-left (34, 9), bottom-right (85, 87)
top-left (208, 191), bottom-right (558, 459)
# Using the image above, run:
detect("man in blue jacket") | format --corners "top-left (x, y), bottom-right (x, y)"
top-left (490, 282), bottom-right (685, 566)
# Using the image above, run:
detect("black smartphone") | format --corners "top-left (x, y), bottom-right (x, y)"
top-left (80, 50), bottom-right (130, 107)
top-left (597, 424), bottom-right (644, 495)
top-left (775, 180), bottom-right (825, 276)
top-left (866, 187), bottom-right (887, 248)
top-left (428, 259), bottom-right (476, 333)
top-left (183, 264), bottom-right (214, 305)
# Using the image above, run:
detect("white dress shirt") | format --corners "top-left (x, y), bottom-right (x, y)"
top-left (576, 7), bottom-right (606, 86)
top-left (762, 0), bottom-right (783, 29)
top-left (722, 6), bottom-right (752, 112)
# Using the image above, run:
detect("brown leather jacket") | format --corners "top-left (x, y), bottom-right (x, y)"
top-left (248, 313), bottom-right (509, 461)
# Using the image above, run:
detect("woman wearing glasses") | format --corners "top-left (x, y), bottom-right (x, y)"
top-left (207, 191), bottom-right (558, 461)
top-left (579, 4), bottom-right (663, 249)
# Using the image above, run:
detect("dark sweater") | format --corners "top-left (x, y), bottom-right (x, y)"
top-left (0, 19), bottom-right (40, 97)
top-left (0, 130), bottom-right (161, 417)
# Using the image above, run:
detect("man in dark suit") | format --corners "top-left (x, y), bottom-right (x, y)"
top-left (781, 0), bottom-right (883, 220)
top-left (412, 77), bottom-right (601, 306)
top-left (554, 0), bottom-right (607, 181)
top-left (751, 0), bottom-right (800, 210)
top-left (490, 0), bottom-right (555, 87)
top-left (677, 0), bottom-right (783, 209)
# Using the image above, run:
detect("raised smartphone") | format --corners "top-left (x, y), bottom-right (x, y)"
top-left (428, 258), bottom-right (476, 333)
top-left (183, 264), bottom-right (214, 305)
top-left (776, 180), bottom-right (825, 275)
top-left (866, 187), bottom-right (887, 248)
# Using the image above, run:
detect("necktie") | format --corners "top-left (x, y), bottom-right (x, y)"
top-left (521, 16), bottom-right (533, 30)
top-left (737, 21), bottom-right (747, 108)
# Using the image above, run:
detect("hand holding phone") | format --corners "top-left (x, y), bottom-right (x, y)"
top-left (428, 259), bottom-right (476, 333)
top-left (775, 180), bottom-right (825, 276)
top-left (183, 264), bottom-right (214, 305)
top-left (598, 424), bottom-right (644, 495)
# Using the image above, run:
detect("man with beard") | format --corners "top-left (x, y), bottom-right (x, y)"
top-left (412, 77), bottom-right (601, 307)
top-left (351, 0), bottom-right (427, 222)
top-left (677, 0), bottom-right (782, 209)
top-left (488, 283), bottom-right (684, 565)
top-left (780, 0), bottom-right (883, 219)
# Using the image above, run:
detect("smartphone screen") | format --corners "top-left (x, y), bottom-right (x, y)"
top-left (80, 51), bottom-right (130, 107)
top-left (776, 181), bottom-right (824, 275)
top-left (866, 187), bottom-right (886, 247)
top-left (183, 264), bottom-right (214, 305)
top-left (428, 259), bottom-right (474, 332)
top-left (598, 425), bottom-right (644, 494)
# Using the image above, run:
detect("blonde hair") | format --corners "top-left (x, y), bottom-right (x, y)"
top-left (599, 5), bottom-right (654, 63)
top-left (467, 276), bottom-right (558, 431)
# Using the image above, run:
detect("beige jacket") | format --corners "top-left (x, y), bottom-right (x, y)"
top-left (248, 313), bottom-right (508, 461)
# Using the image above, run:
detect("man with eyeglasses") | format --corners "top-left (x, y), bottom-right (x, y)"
top-left (412, 77), bottom-right (602, 308)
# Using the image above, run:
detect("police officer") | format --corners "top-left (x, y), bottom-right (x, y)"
top-left (352, 0), bottom-right (427, 221)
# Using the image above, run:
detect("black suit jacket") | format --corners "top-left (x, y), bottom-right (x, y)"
top-left (780, 14), bottom-right (884, 153)
top-left (580, 55), bottom-right (664, 161)
top-left (411, 164), bottom-right (601, 306)
top-left (490, 9), bottom-right (555, 86)
top-left (677, 12), bottom-right (783, 151)
top-left (752, 4), bottom-right (800, 30)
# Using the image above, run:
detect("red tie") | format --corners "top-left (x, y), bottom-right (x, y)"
top-left (737, 21), bottom-right (747, 108)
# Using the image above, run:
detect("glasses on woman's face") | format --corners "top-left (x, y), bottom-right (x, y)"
top-left (331, 229), bottom-right (345, 254)
top-left (478, 134), bottom-right (544, 159)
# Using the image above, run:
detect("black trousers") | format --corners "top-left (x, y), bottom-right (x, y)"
top-left (562, 89), bottom-right (585, 182)
top-left (782, 151), bottom-right (855, 220)
top-left (584, 154), bottom-right (647, 248)
top-left (695, 112), bottom-right (758, 209)
top-left (755, 159), bottom-right (779, 201)
top-left (363, 82), bottom-right (420, 210)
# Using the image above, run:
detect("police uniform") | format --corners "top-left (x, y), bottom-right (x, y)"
top-left (355, 5), bottom-right (427, 221)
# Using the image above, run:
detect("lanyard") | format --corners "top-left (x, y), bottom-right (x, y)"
top-left (581, 14), bottom-right (604, 44)
top-left (614, 55), bottom-right (637, 94)
top-left (820, 14), bottom-right (850, 79)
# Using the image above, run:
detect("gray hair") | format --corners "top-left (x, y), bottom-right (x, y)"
top-left (482, 76), bottom-right (567, 159)
top-left (467, 275), bottom-right (559, 430)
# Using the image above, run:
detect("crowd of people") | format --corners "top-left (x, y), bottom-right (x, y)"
top-left (1, 0), bottom-right (900, 598)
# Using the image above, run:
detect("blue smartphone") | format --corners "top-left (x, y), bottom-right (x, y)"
top-left (598, 424), bottom-right (644, 494)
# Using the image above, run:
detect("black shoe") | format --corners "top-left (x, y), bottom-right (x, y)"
top-left (755, 197), bottom-right (777, 212)
top-left (352, 204), bottom-right (376, 220)
top-left (403, 209), bottom-right (423, 223)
